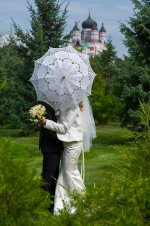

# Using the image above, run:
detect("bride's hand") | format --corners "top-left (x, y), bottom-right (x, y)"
top-left (38, 118), bottom-right (46, 126)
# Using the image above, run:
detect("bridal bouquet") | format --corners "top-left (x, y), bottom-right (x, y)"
top-left (29, 104), bottom-right (46, 122)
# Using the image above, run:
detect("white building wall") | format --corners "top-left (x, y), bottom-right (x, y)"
top-left (81, 29), bottom-right (91, 42)
top-left (72, 30), bottom-right (81, 45)
top-left (91, 30), bottom-right (99, 42)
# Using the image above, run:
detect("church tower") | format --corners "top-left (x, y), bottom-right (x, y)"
top-left (99, 23), bottom-right (106, 44)
top-left (81, 13), bottom-right (98, 42)
top-left (71, 13), bottom-right (107, 56)
top-left (71, 22), bottom-right (81, 46)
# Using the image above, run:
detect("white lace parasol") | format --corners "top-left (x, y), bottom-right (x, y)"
top-left (30, 45), bottom-right (96, 114)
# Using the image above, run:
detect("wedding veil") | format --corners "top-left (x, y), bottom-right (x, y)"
top-left (80, 97), bottom-right (96, 152)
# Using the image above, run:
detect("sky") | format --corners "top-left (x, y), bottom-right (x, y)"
top-left (0, 0), bottom-right (134, 58)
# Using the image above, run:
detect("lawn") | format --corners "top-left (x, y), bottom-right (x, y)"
top-left (85, 125), bottom-right (132, 187)
top-left (0, 124), bottom-right (133, 188)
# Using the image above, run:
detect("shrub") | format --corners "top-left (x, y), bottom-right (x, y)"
top-left (0, 138), bottom-right (50, 226)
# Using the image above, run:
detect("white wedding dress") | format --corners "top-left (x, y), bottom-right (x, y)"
top-left (54, 141), bottom-right (85, 215)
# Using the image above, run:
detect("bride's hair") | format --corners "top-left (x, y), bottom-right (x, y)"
top-left (79, 101), bottom-right (84, 111)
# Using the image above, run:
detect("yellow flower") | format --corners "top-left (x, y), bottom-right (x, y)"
top-left (29, 104), bottom-right (46, 121)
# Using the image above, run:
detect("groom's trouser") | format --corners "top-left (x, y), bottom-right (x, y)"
top-left (41, 152), bottom-right (61, 207)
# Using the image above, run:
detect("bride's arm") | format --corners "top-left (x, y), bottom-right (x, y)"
top-left (42, 108), bottom-right (78, 134)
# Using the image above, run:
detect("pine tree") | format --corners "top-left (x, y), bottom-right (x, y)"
top-left (0, 0), bottom-right (69, 130)
top-left (121, 0), bottom-right (150, 66)
top-left (119, 0), bottom-right (150, 130)
top-left (35, 0), bottom-right (69, 48)
top-left (13, 0), bottom-right (69, 63)
top-left (0, 41), bottom-right (25, 127)
top-left (95, 39), bottom-right (117, 94)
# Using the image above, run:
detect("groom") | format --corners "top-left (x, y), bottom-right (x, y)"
top-left (38, 101), bottom-right (63, 212)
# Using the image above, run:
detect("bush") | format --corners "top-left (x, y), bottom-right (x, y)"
top-left (0, 138), bottom-right (50, 226)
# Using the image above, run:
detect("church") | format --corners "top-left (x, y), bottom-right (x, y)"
top-left (70, 13), bottom-right (107, 56)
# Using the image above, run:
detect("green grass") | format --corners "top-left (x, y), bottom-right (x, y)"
top-left (0, 129), bottom-right (42, 174)
top-left (84, 125), bottom-right (132, 187)
top-left (0, 124), bottom-right (133, 188)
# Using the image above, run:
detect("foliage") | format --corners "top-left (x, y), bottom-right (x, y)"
top-left (138, 99), bottom-right (150, 132)
top-left (0, 125), bottom-right (149, 225)
top-left (132, 99), bottom-right (150, 140)
top-left (0, 138), bottom-right (50, 226)
top-left (0, 0), bottom-right (69, 132)
top-left (121, 0), bottom-right (150, 66)
top-left (90, 40), bottom-right (123, 124)
top-left (13, 0), bottom-right (69, 62)
top-left (0, 80), bottom-right (7, 92)
top-left (119, 0), bottom-right (150, 130)
top-left (0, 41), bottom-right (25, 128)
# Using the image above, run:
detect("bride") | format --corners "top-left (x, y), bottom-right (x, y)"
top-left (39, 97), bottom-right (96, 215)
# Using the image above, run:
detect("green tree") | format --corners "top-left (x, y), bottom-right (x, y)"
top-left (97, 39), bottom-right (117, 93)
top-left (119, 0), bottom-right (150, 130)
top-left (13, 0), bottom-right (69, 63)
top-left (90, 40), bottom-right (123, 124)
top-left (121, 0), bottom-right (150, 66)
top-left (0, 40), bottom-right (25, 127)
top-left (0, 0), bottom-right (69, 130)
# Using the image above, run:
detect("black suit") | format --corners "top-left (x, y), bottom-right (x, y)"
top-left (38, 101), bottom-right (63, 211)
